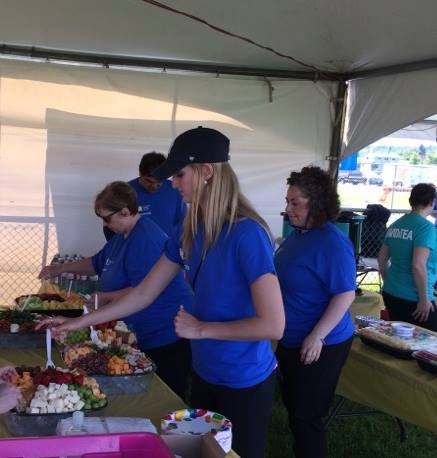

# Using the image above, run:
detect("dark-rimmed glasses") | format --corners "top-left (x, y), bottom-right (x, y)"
top-left (99, 209), bottom-right (120, 224)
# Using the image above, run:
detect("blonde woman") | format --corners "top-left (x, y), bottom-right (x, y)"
top-left (40, 127), bottom-right (285, 458)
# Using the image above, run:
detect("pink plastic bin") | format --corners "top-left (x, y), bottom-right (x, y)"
top-left (0, 432), bottom-right (174, 458)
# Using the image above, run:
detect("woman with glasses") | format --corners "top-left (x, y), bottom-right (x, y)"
top-left (39, 127), bottom-right (285, 458)
top-left (38, 181), bottom-right (194, 400)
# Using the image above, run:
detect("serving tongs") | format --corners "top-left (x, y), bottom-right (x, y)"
top-left (46, 328), bottom-right (55, 368)
top-left (83, 302), bottom-right (103, 347)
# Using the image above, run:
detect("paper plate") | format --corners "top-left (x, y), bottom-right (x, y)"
top-left (161, 408), bottom-right (232, 453)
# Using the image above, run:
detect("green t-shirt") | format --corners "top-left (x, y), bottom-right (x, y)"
top-left (383, 213), bottom-right (437, 301)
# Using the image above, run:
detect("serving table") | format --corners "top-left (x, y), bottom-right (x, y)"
top-left (0, 347), bottom-right (239, 457)
top-left (332, 291), bottom-right (437, 436)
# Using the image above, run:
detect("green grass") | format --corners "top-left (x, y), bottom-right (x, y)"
top-left (267, 280), bottom-right (437, 457)
top-left (266, 391), bottom-right (437, 457)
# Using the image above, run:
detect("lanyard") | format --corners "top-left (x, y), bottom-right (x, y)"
top-left (190, 250), bottom-right (207, 291)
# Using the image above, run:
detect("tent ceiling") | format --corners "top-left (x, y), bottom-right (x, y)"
top-left (1, 0), bottom-right (437, 76)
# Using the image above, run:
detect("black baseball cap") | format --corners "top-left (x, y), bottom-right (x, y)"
top-left (152, 126), bottom-right (230, 181)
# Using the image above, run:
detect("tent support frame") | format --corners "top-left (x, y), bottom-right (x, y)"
top-left (0, 44), bottom-right (342, 82)
top-left (328, 81), bottom-right (348, 181)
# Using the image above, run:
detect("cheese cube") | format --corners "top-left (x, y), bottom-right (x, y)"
top-left (39, 388), bottom-right (48, 397)
top-left (75, 400), bottom-right (85, 410)
top-left (59, 384), bottom-right (69, 394)
top-left (54, 399), bottom-right (64, 411)
top-left (30, 399), bottom-right (45, 409)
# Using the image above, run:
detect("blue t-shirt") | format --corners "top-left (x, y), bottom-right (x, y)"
top-left (165, 218), bottom-right (277, 389)
top-left (92, 216), bottom-right (194, 349)
top-left (274, 222), bottom-right (356, 348)
top-left (383, 212), bottom-right (437, 301)
top-left (128, 178), bottom-right (186, 236)
top-left (433, 200), bottom-right (437, 228)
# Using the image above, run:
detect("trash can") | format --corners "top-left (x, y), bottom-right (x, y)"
top-left (336, 212), bottom-right (366, 262)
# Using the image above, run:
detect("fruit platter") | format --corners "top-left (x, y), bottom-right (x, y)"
top-left (412, 350), bottom-right (437, 375)
top-left (357, 322), bottom-right (437, 359)
top-left (5, 366), bottom-right (108, 436)
top-left (0, 309), bottom-right (46, 348)
top-left (14, 293), bottom-right (84, 316)
top-left (59, 321), bottom-right (137, 347)
top-left (59, 322), bottom-right (156, 395)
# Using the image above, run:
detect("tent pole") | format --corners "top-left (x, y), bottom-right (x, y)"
top-left (0, 44), bottom-right (341, 82)
top-left (328, 81), bottom-right (347, 182)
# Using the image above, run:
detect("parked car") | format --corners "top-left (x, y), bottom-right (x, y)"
top-left (368, 176), bottom-right (383, 186)
top-left (338, 171), bottom-right (367, 185)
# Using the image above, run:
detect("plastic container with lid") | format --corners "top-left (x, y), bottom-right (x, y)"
top-left (67, 411), bottom-right (87, 434)
top-left (89, 275), bottom-right (100, 294)
top-left (65, 273), bottom-right (75, 295)
top-left (63, 411), bottom-right (87, 458)
top-left (59, 272), bottom-right (68, 290)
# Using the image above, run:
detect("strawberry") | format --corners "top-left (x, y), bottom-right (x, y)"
top-left (73, 374), bottom-right (84, 385)
top-left (55, 374), bottom-right (67, 384)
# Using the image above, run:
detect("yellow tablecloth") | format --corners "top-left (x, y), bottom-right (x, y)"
top-left (337, 339), bottom-right (437, 433)
top-left (0, 347), bottom-right (239, 457)
top-left (338, 292), bottom-right (437, 434)
top-left (349, 291), bottom-right (384, 320)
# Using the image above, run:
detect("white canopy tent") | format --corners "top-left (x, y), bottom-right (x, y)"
top-left (1, 0), bottom-right (437, 265)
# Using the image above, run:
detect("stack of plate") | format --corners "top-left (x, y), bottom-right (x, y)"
top-left (355, 315), bottom-right (384, 328)
top-left (391, 322), bottom-right (415, 339)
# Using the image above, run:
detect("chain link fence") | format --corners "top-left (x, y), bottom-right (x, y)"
top-left (0, 209), bottom-right (413, 304)
top-left (0, 221), bottom-right (58, 305)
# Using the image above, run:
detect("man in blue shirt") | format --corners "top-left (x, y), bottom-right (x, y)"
top-left (104, 152), bottom-right (186, 240)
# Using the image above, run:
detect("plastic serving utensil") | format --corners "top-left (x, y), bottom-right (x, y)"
top-left (83, 304), bottom-right (101, 346)
top-left (19, 294), bottom-right (32, 312)
top-left (45, 328), bottom-right (55, 368)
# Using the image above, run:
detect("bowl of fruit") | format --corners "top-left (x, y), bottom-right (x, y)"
top-left (5, 366), bottom-right (108, 436)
